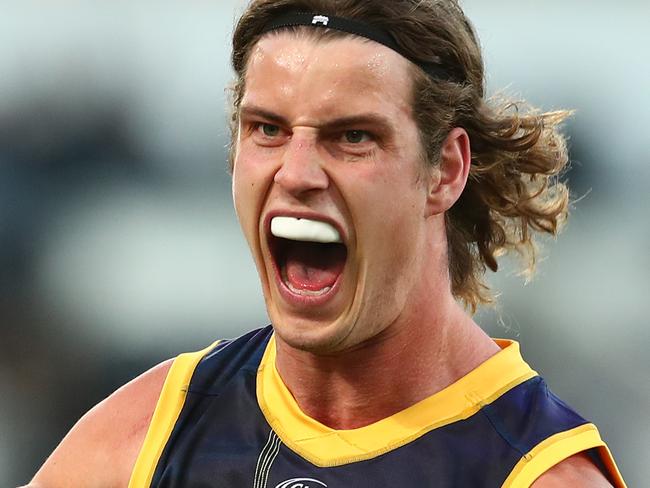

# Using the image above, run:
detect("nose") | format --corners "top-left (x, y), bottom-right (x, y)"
top-left (274, 132), bottom-right (329, 197)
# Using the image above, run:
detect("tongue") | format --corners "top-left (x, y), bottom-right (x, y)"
top-left (284, 241), bottom-right (346, 291)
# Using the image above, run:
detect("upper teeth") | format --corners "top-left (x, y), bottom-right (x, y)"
top-left (271, 217), bottom-right (342, 243)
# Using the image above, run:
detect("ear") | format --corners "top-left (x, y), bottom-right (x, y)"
top-left (424, 127), bottom-right (471, 217)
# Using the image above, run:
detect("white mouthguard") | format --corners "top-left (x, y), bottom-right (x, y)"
top-left (271, 217), bottom-right (342, 244)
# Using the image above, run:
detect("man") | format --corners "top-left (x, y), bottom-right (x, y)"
top-left (27, 1), bottom-right (626, 487)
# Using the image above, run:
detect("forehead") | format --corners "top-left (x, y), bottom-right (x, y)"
top-left (242, 31), bottom-right (414, 122)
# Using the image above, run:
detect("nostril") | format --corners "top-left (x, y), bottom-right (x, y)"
top-left (274, 157), bottom-right (329, 194)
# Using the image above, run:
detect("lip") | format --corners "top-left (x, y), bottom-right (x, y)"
top-left (262, 209), bottom-right (348, 309)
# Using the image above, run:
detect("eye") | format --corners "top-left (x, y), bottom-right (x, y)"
top-left (249, 122), bottom-right (288, 146)
top-left (259, 123), bottom-right (281, 137)
top-left (343, 130), bottom-right (371, 144)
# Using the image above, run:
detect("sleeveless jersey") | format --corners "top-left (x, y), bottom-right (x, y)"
top-left (129, 326), bottom-right (626, 488)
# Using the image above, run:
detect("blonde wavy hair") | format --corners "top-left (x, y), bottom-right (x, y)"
top-left (230, 0), bottom-right (571, 312)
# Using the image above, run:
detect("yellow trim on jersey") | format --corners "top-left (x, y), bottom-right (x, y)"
top-left (128, 341), bottom-right (220, 488)
top-left (501, 423), bottom-right (627, 488)
top-left (257, 335), bottom-right (538, 467)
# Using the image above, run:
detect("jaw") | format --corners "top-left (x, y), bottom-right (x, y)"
top-left (259, 227), bottom-right (370, 354)
top-left (256, 208), bottom-right (418, 355)
top-left (244, 198), bottom-right (427, 356)
top-left (268, 262), bottom-right (404, 357)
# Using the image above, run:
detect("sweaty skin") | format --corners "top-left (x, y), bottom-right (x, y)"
top-left (26, 32), bottom-right (612, 488)
top-left (233, 32), bottom-right (498, 428)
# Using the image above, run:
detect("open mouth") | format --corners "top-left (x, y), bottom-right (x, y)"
top-left (267, 217), bottom-right (348, 299)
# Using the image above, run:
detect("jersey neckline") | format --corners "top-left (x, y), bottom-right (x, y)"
top-left (256, 333), bottom-right (538, 467)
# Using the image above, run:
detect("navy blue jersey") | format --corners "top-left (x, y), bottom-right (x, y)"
top-left (129, 326), bottom-right (625, 487)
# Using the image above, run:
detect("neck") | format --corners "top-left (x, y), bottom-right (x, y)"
top-left (274, 291), bottom-right (499, 430)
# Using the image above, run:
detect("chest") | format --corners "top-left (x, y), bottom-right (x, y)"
top-left (151, 373), bottom-right (519, 488)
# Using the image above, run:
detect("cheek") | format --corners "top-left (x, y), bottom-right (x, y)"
top-left (232, 147), bottom-right (274, 242)
top-left (346, 166), bottom-right (425, 292)
top-left (350, 167), bottom-right (422, 237)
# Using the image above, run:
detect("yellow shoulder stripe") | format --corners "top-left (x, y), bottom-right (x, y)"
top-left (501, 423), bottom-right (627, 488)
top-left (128, 340), bottom-right (220, 488)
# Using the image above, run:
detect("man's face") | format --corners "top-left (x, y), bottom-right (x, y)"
top-left (232, 32), bottom-right (434, 354)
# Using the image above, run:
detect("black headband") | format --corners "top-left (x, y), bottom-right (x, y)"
top-left (259, 12), bottom-right (452, 81)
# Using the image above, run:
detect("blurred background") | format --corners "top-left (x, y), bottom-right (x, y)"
top-left (1, 0), bottom-right (647, 485)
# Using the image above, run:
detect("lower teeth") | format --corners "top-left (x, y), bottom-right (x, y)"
top-left (282, 269), bottom-right (332, 296)
top-left (287, 282), bottom-right (332, 296)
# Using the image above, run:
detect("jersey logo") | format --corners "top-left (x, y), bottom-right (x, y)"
top-left (275, 478), bottom-right (328, 488)
top-left (311, 15), bottom-right (330, 26)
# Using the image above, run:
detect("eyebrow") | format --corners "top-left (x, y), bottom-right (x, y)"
top-left (239, 105), bottom-right (395, 134)
top-left (239, 106), bottom-right (290, 127)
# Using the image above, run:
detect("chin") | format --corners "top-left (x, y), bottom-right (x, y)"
top-left (270, 311), bottom-right (356, 355)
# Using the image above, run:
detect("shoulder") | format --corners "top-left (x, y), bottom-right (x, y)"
top-left (531, 452), bottom-right (614, 487)
top-left (29, 358), bottom-right (174, 488)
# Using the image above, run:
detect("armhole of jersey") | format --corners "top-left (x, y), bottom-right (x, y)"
top-left (128, 340), bottom-right (220, 488)
top-left (501, 423), bottom-right (627, 488)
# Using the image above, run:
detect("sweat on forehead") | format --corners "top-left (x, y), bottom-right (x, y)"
top-left (257, 12), bottom-right (453, 81)
top-left (249, 29), bottom-right (403, 74)
top-left (247, 26), bottom-right (399, 73)
top-left (242, 33), bottom-right (414, 117)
